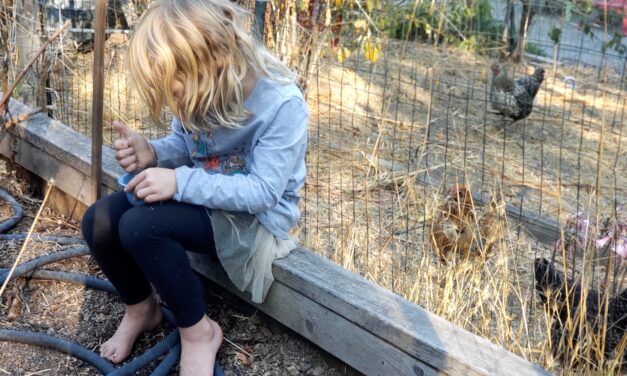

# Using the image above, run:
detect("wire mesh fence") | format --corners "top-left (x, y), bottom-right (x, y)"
top-left (2, 0), bottom-right (627, 374)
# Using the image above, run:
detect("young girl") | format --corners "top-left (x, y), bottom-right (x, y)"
top-left (80, 0), bottom-right (308, 374)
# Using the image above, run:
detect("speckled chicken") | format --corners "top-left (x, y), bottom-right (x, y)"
top-left (490, 63), bottom-right (545, 122)
top-left (430, 185), bottom-right (502, 264)
top-left (534, 258), bottom-right (627, 364)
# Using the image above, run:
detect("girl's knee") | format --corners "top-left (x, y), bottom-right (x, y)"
top-left (118, 206), bottom-right (155, 250)
top-left (81, 192), bottom-right (130, 249)
top-left (81, 201), bottom-right (103, 246)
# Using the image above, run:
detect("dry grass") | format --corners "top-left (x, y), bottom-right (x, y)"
top-left (297, 38), bottom-right (625, 374)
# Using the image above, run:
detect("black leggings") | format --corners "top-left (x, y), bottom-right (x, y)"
top-left (81, 192), bottom-right (217, 328)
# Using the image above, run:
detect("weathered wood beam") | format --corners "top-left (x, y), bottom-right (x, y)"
top-left (189, 252), bottom-right (440, 376)
top-left (191, 248), bottom-right (552, 376)
top-left (0, 98), bottom-right (122, 204)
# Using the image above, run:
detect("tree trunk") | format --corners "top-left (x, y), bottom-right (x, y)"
top-left (500, 0), bottom-right (516, 57)
top-left (512, 0), bottom-right (536, 62)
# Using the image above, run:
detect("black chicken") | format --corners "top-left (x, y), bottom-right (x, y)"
top-left (534, 258), bottom-right (627, 364)
top-left (490, 63), bottom-right (545, 122)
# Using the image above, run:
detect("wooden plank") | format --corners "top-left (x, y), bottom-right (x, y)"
top-left (487, 199), bottom-right (559, 245)
top-left (43, 181), bottom-right (89, 222)
top-left (3, 98), bottom-right (122, 183)
top-left (271, 248), bottom-right (550, 376)
top-left (0, 129), bottom-right (117, 206)
top-left (189, 253), bottom-right (440, 376)
top-left (0, 98), bottom-right (123, 205)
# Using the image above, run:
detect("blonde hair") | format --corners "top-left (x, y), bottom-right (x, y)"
top-left (128, 0), bottom-right (295, 130)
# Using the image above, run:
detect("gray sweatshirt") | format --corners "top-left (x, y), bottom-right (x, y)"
top-left (149, 77), bottom-right (308, 239)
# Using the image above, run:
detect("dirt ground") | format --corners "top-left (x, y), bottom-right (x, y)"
top-left (0, 167), bottom-right (356, 376)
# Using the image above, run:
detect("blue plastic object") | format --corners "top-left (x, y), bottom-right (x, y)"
top-left (118, 172), bottom-right (145, 206)
top-left (214, 361), bottom-right (226, 376)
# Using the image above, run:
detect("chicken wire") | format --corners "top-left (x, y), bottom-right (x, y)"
top-left (3, 0), bottom-right (627, 369)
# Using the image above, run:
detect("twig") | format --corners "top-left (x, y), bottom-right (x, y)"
top-left (433, 8), bottom-right (466, 41)
top-left (0, 20), bottom-right (70, 114)
top-left (223, 336), bottom-right (253, 358)
top-left (25, 370), bottom-right (52, 376)
top-left (3, 106), bottom-right (54, 129)
top-left (0, 180), bottom-right (55, 300)
top-left (352, 1), bottom-right (380, 35)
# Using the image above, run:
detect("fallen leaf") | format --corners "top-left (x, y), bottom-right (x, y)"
top-left (236, 351), bottom-right (253, 367)
top-left (7, 291), bottom-right (22, 321)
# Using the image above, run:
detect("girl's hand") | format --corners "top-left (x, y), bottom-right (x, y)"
top-left (125, 168), bottom-right (177, 203)
top-left (113, 120), bottom-right (157, 172)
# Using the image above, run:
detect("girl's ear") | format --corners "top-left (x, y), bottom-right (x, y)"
top-left (171, 79), bottom-right (186, 103)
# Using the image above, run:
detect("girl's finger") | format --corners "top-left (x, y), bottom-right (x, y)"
top-left (135, 186), bottom-right (154, 200)
top-left (113, 139), bottom-right (129, 150)
top-left (143, 193), bottom-right (161, 203)
top-left (125, 163), bottom-right (137, 173)
top-left (118, 155), bottom-right (137, 168)
top-left (133, 178), bottom-right (150, 193)
top-left (125, 171), bottom-right (146, 192)
top-left (115, 147), bottom-right (135, 159)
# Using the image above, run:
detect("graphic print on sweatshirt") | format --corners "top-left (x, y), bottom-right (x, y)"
top-left (191, 131), bottom-right (247, 175)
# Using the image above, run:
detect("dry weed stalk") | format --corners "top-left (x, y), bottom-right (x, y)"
top-left (0, 180), bottom-right (54, 300)
top-left (0, 20), bottom-right (69, 127)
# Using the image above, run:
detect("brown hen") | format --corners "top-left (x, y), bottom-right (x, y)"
top-left (430, 185), bottom-right (502, 264)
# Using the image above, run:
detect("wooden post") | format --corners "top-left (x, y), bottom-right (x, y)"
top-left (91, 0), bottom-right (107, 203)
top-left (254, 1), bottom-right (267, 41)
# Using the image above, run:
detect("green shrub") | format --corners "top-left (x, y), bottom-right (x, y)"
top-left (384, 0), bottom-right (504, 53)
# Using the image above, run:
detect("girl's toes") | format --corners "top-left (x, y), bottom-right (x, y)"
top-left (105, 352), bottom-right (120, 364)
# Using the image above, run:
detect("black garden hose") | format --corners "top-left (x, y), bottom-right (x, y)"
top-left (0, 188), bottom-right (232, 375)
top-left (0, 329), bottom-right (117, 374)
top-left (0, 233), bottom-right (86, 245)
top-left (0, 253), bottom-right (183, 376)
top-left (0, 188), bottom-right (24, 233)
top-left (0, 246), bottom-right (91, 282)
top-left (0, 310), bottom-right (182, 376)
top-left (108, 326), bottom-right (180, 375)
top-left (0, 268), bottom-right (116, 293)
top-left (147, 343), bottom-right (182, 376)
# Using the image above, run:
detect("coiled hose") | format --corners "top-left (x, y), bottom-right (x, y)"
top-left (0, 188), bottom-right (224, 376)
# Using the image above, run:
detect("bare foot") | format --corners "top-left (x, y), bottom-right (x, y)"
top-left (179, 316), bottom-right (223, 376)
top-left (100, 295), bottom-right (163, 364)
